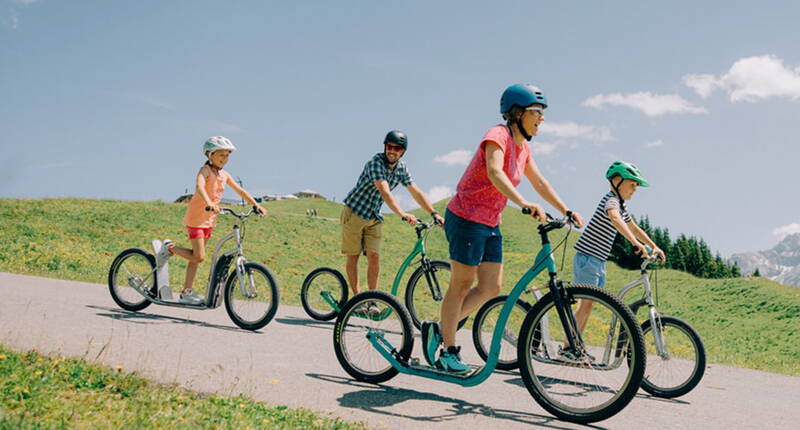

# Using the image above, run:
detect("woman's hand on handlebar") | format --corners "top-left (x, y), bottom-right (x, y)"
top-left (205, 204), bottom-right (221, 213)
top-left (566, 210), bottom-right (585, 228)
top-left (254, 204), bottom-right (268, 217)
top-left (521, 201), bottom-right (546, 222)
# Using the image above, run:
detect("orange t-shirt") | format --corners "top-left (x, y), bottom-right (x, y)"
top-left (183, 165), bottom-right (231, 228)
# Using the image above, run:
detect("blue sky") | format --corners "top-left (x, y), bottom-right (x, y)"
top-left (2, 0), bottom-right (799, 257)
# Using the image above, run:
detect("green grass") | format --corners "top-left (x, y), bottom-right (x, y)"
top-left (1, 198), bottom-right (798, 375)
top-left (0, 344), bottom-right (369, 429)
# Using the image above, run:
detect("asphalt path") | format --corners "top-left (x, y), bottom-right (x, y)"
top-left (1, 272), bottom-right (797, 429)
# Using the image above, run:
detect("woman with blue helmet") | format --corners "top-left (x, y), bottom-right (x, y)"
top-left (420, 84), bottom-right (585, 373)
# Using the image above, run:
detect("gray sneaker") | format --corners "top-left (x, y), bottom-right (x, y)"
top-left (180, 290), bottom-right (203, 305)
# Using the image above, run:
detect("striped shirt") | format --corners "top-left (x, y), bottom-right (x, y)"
top-left (574, 192), bottom-right (632, 261)
top-left (343, 153), bottom-right (413, 222)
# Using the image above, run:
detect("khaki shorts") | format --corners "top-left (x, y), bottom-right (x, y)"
top-left (340, 206), bottom-right (382, 255)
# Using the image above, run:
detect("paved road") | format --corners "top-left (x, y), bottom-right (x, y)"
top-left (1, 272), bottom-right (797, 429)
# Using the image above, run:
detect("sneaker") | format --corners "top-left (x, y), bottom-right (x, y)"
top-left (354, 301), bottom-right (381, 318)
top-left (420, 321), bottom-right (442, 367)
top-left (153, 239), bottom-right (173, 268)
top-left (180, 290), bottom-right (203, 305)
top-left (435, 346), bottom-right (471, 374)
top-left (558, 345), bottom-right (596, 363)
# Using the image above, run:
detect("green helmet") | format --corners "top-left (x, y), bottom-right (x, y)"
top-left (605, 161), bottom-right (649, 187)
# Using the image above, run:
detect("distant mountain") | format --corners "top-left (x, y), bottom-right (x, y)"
top-left (730, 233), bottom-right (800, 287)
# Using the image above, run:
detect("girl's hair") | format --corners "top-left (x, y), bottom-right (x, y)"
top-left (502, 105), bottom-right (525, 127)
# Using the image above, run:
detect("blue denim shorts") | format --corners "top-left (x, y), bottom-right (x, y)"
top-left (444, 209), bottom-right (502, 266)
top-left (572, 252), bottom-right (606, 288)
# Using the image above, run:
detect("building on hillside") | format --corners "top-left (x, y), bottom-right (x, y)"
top-left (262, 194), bottom-right (299, 201)
top-left (294, 189), bottom-right (326, 199)
top-left (174, 194), bottom-right (193, 203)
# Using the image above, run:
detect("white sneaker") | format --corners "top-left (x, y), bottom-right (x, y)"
top-left (180, 290), bottom-right (203, 305)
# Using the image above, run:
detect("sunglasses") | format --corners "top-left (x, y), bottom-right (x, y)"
top-left (385, 144), bottom-right (405, 152)
top-left (526, 106), bottom-right (544, 116)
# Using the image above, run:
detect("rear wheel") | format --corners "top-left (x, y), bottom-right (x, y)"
top-left (301, 267), bottom-right (348, 321)
top-left (517, 285), bottom-right (645, 423)
top-left (640, 316), bottom-right (705, 398)
top-left (108, 248), bottom-right (154, 311)
top-left (472, 295), bottom-right (531, 370)
top-left (224, 262), bottom-right (280, 330)
top-left (333, 291), bottom-right (413, 384)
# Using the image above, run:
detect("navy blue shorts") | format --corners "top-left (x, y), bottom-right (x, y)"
top-left (444, 209), bottom-right (503, 266)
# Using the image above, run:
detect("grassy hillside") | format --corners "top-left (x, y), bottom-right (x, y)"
top-left (1, 198), bottom-right (798, 375)
top-left (0, 344), bottom-right (369, 429)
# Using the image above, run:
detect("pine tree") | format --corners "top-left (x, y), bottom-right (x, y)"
top-left (753, 268), bottom-right (761, 277)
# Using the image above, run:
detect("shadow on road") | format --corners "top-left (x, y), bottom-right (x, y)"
top-left (274, 315), bottom-right (335, 331)
top-left (502, 376), bottom-right (691, 405)
top-left (307, 373), bottom-right (606, 429)
top-left (86, 305), bottom-right (259, 333)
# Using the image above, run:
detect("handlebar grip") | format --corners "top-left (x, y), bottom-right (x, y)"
top-left (205, 206), bottom-right (212, 211)
top-left (522, 207), bottom-right (531, 215)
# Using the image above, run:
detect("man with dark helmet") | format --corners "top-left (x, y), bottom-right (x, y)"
top-left (341, 130), bottom-right (445, 307)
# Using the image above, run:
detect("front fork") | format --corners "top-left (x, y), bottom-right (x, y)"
top-left (234, 256), bottom-right (257, 298)
top-left (420, 257), bottom-right (444, 301)
top-left (550, 278), bottom-right (585, 353)
top-left (648, 305), bottom-right (669, 358)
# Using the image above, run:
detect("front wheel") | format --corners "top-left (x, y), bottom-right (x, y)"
top-left (517, 285), bottom-right (646, 424)
top-left (472, 295), bottom-right (531, 370)
top-left (404, 260), bottom-right (466, 330)
top-left (640, 316), bottom-right (705, 398)
top-left (224, 262), bottom-right (280, 330)
top-left (301, 267), bottom-right (348, 321)
top-left (333, 291), bottom-right (413, 384)
top-left (108, 248), bottom-right (155, 311)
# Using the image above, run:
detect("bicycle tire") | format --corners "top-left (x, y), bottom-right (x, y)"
top-left (517, 285), bottom-right (646, 423)
top-left (224, 262), bottom-right (280, 330)
top-left (333, 290), bottom-right (413, 384)
top-left (404, 260), bottom-right (466, 331)
top-left (640, 315), bottom-right (705, 398)
top-left (300, 267), bottom-right (348, 321)
top-left (472, 295), bottom-right (531, 370)
top-left (107, 248), bottom-right (154, 312)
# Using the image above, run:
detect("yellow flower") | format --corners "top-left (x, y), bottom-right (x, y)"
top-left (0, 354), bottom-right (6, 360)
top-left (115, 365), bottom-right (124, 372)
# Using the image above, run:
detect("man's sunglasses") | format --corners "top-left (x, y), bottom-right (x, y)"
top-left (385, 144), bottom-right (405, 152)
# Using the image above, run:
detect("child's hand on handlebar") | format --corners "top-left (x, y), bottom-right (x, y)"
top-left (633, 243), bottom-right (649, 258)
top-left (205, 205), bottom-right (221, 213)
top-left (254, 205), bottom-right (268, 217)
top-left (653, 246), bottom-right (667, 263)
top-left (432, 213), bottom-right (444, 227)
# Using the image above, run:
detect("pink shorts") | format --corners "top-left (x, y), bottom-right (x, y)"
top-left (187, 227), bottom-right (213, 239)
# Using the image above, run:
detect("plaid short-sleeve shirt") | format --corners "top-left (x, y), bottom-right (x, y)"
top-left (343, 153), bottom-right (413, 222)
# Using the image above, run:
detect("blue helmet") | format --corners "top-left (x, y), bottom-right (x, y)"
top-left (500, 84), bottom-right (548, 113)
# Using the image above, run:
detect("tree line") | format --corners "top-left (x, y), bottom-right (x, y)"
top-left (609, 216), bottom-right (742, 278)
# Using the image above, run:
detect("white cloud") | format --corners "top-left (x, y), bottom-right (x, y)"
top-left (645, 139), bottom-right (665, 148)
top-left (682, 74), bottom-right (722, 99)
top-left (427, 185), bottom-right (454, 203)
top-left (583, 91), bottom-right (708, 117)
top-left (773, 223), bottom-right (800, 241)
top-left (683, 55), bottom-right (800, 102)
top-left (433, 149), bottom-right (472, 166)
top-left (531, 141), bottom-right (558, 156)
top-left (538, 122), bottom-right (613, 142)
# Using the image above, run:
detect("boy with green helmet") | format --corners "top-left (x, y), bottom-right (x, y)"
top-left (566, 161), bottom-right (665, 361)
